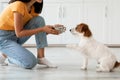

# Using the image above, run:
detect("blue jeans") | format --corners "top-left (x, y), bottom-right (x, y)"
top-left (0, 16), bottom-right (48, 69)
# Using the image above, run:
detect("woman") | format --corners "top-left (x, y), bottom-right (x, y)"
top-left (0, 0), bottom-right (59, 69)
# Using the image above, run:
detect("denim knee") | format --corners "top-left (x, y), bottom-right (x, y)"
top-left (22, 58), bottom-right (37, 69)
top-left (32, 16), bottom-right (45, 28)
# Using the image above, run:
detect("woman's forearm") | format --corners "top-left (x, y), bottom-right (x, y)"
top-left (15, 27), bottom-right (44, 38)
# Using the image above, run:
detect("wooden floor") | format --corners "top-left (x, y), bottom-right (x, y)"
top-left (0, 47), bottom-right (120, 80)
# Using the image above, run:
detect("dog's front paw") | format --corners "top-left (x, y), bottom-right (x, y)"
top-left (80, 66), bottom-right (87, 70)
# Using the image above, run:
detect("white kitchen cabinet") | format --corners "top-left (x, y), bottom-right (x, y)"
top-left (42, 0), bottom-right (108, 44)
top-left (41, 3), bottom-right (63, 44)
top-left (106, 0), bottom-right (120, 44)
top-left (60, 3), bottom-right (83, 44)
top-left (82, 0), bottom-right (107, 43)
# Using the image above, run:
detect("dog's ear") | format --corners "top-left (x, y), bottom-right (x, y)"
top-left (80, 23), bottom-right (92, 37)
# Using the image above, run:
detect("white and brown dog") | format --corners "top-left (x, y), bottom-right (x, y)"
top-left (66, 23), bottom-right (120, 72)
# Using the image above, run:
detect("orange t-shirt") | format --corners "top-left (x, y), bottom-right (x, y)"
top-left (0, 1), bottom-right (39, 30)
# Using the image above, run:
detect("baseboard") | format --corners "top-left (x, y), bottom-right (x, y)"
top-left (104, 44), bottom-right (120, 48)
top-left (23, 44), bottom-right (120, 48)
top-left (23, 44), bottom-right (65, 48)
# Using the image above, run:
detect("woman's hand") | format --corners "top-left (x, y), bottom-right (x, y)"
top-left (42, 25), bottom-right (59, 35)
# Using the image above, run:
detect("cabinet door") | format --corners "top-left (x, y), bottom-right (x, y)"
top-left (60, 3), bottom-right (83, 44)
top-left (83, 0), bottom-right (107, 43)
top-left (107, 0), bottom-right (120, 44)
top-left (41, 3), bottom-right (63, 44)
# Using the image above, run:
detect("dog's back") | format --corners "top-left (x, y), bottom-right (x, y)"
top-left (79, 36), bottom-right (115, 59)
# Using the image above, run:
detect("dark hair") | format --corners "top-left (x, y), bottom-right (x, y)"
top-left (9, 0), bottom-right (43, 13)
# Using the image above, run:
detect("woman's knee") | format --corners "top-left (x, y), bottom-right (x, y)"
top-left (22, 58), bottom-right (37, 69)
top-left (33, 16), bottom-right (45, 27)
top-left (8, 56), bottom-right (37, 69)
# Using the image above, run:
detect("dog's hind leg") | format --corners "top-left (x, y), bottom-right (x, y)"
top-left (96, 61), bottom-right (111, 72)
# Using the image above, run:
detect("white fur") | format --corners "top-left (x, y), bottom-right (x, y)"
top-left (67, 28), bottom-right (117, 72)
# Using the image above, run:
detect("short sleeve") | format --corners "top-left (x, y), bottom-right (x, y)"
top-left (11, 1), bottom-right (26, 16)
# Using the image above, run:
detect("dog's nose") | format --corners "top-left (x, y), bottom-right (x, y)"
top-left (70, 29), bottom-right (71, 32)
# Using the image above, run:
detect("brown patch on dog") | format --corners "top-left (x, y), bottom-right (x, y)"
top-left (113, 61), bottom-right (120, 68)
top-left (76, 23), bottom-right (92, 37)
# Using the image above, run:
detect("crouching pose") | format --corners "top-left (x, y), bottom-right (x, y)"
top-left (0, 0), bottom-right (60, 69)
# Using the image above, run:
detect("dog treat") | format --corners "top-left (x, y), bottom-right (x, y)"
top-left (53, 25), bottom-right (66, 34)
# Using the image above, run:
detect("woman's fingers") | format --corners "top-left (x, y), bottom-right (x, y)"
top-left (43, 25), bottom-right (59, 35)
top-left (49, 28), bottom-right (59, 35)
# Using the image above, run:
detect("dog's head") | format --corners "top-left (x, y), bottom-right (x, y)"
top-left (70, 23), bottom-right (92, 37)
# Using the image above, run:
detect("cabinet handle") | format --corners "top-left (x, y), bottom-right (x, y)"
top-left (59, 5), bottom-right (62, 18)
top-left (62, 6), bottom-right (65, 18)
top-left (105, 6), bottom-right (108, 18)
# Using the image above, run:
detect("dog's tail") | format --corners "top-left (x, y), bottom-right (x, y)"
top-left (113, 61), bottom-right (120, 68)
